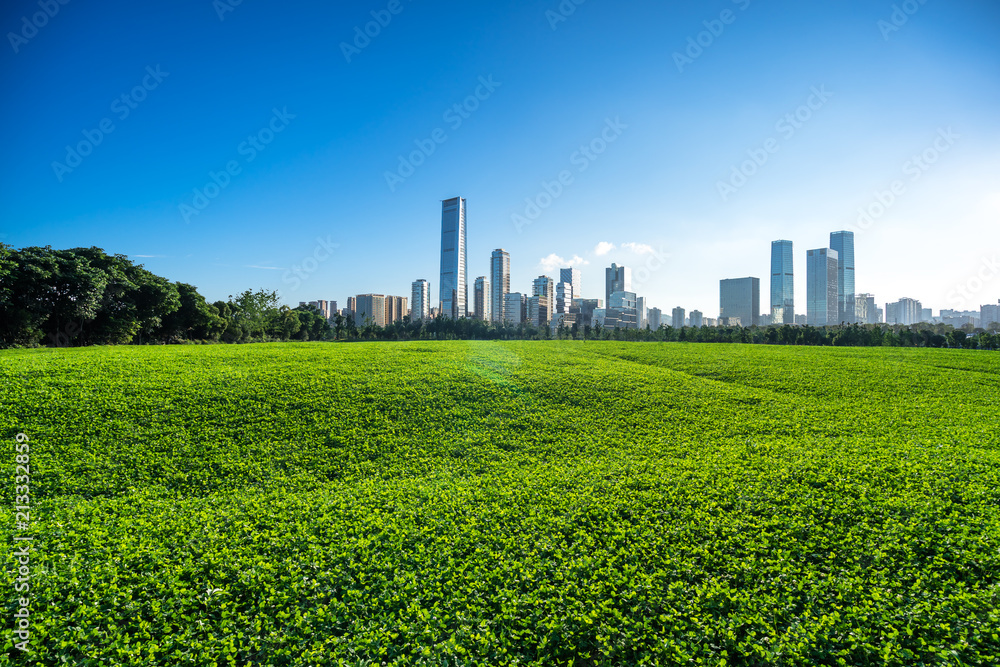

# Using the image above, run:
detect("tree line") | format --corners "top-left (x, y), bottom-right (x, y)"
top-left (2, 245), bottom-right (997, 350)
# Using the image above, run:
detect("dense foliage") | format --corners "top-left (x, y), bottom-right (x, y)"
top-left (0, 245), bottom-right (331, 348)
top-left (1, 342), bottom-right (998, 665)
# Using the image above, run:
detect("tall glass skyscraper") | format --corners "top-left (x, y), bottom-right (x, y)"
top-left (473, 276), bottom-right (490, 321)
top-left (830, 231), bottom-right (855, 323)
top-left (770, 240), bottom-right (794, 325)
top-left (490, 248), bottom-right (510, 323)
top-left (439, 197), bottom-right (467, 319)
top-left (605, 263), bottom-right (631, 306)
top-left (806, 248), bottom-right (839, 326)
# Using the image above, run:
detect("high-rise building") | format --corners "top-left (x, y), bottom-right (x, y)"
top-left (439, 196), bottom-right (467, 319)
top-left (690, 310), bottom-right (703, 328)
top-left (770, 240), bottom-right (794, 325)
top-left (921, 308), bottom-right (933, 323)
top-left (570, 298), bottom-right (602, 328)
top-left (503, 292), bottom-right (526, 325)
top-left (532, 275), bottom-right (554, 323)
top-left (636, 296), bottom-right (648, 329)
top-left (720, 277), bottom-right (760, 327)
top-left (672, 307), bottom-right (686, 329)
top-left (886, 298), bottom-right (922, 325)
top-left (854, 293), bottom-right (877, 324)
top-left (806, 248), bottom-right (838, 326)
top-left (555, 281), bottom-right (573, 315)
top-left (527, 295), bottom-right (549, 326)
top-left (648, 307), bottom-right (662, 330)
top-left (490, 249), bottom-right (510, 323)
top-left (830, 231), bottom-right (855, 323)
top-left (606, 290), bottom-right (637, 328)
top-left (559, 268), bottom-right (582, 300)
top-left (605, 263), bottom-right (631, 306)
top-left (982, 301), bottom-right (1000, 328)
top-left (385, 296), bottom-right (408, 325)
top-left (354, 294), bottom-right (386, 327)
top-left (473, 276), bottom-right (490, 321)
top-left (299, 300), bottom-right (334, 319)
top-left (411, 279), bottom-right (430, 321)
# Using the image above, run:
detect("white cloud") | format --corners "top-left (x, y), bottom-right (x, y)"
top-left (539, 253), bottom-right (589, 273)
top-left (594, 241), bottom-right (616, 256)
top-left (622, 242), bottom-right (655, 255)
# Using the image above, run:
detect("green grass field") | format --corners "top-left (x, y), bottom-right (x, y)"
top-left (2, 342), bottom-right (999, 665)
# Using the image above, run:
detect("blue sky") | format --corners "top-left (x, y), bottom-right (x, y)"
top-left (2, 0), bottom-right (999, 316)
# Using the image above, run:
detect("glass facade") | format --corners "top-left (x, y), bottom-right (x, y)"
top-left (830, 231), bottom-right (855, 323)
top-left (770, 240), bottom-right (794, 324)
top-left (806, 248), bottom-right (838, 326)
top-left (719, 277), bottom-right (760, 327)
top-left (490, 249), bottom-right (509, 323)
top-left (439, 197), bottom-right (467, 319)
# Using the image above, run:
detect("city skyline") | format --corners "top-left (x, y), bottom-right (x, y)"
top-left (3, 2), bottom-right (998, 318)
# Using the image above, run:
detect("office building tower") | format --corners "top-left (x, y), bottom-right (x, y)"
top-left (830, 231), bottom-right (855, 323)
top-left (636, 296), bottom-right (648, 329)
top-left (672, 307), bottom-right (686, 329)
top-left (555, 281), bottom-right (573, 315)
top-left (490, 249), bottom-right (510, 323)
top-left (690, 310), bottom-right (703, 328)
top-left (527, 295), bottom-right (549, 326)
top-left (982, 301), bottom-right (1000, 328)
top-left (648, 307), bottom-right (662, 330)
top-left (299, 300), bottom-right (334, 319)
top-left (570, 298), bottom-right (602, 328)
top-left (503, 292), bottom-right (526, 325)
top-left (886, 298), bottom-right (922, 325)
top-left (532, 275), bottom-right (555, 323)
top-left (559, 268), bottom-right (582, 300)
top-left (411, 279), bottom-right (430, 321)
top-left (385, 296), bottom-right (408, 325)
top-left (921, 308), bottom-right (933, 323)
top-left (592, 308), bottom-right (607, 328)
top-left (770, 240), bottom-right (794, 325)
top-left (605, 263), bottom-right (631, 306)
top-left (806, 249), bottom-right (838, 326)
top-left (720, 277), bottom-right (761, 327)
top-left (354, 294), bottom-right (386, 327)
top-left (439, 196), bottom-right (467, 319)
top-left (473, 276), bottom-right (490, 321)
top-left (606, 290), bottom-right (637, 328)
top-left (854, 293), bottom-right (877, 325)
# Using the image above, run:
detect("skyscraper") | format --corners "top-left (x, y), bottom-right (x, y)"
top-left (690, 310), bottom-right (704, 328)
top-left (606, 290), bottom-right (637, 328)
top-left (720, 278), bottom-right (760, 327)
top-left (503, 293), bottom-right (525, 324)
top-left (411, 279), bottom-right (430, 321)
top-left (354, 294), bottom-right (386, 327)
top-left (439, 197), bottom-right (467, 319)
top-left (982, 301), bottom-right (1000, 328)
top-left (647, 307), bottom-right (662, 330)
top-left (770, 240), bottom-right (794, 325)
top-left (555, 281), bottom-right (573, 315)
top-left (806, 248), bottom-right (839, 326)
top-left (473, 276), bottom-right (490, 322)
top-left (490, 248), bottom-right (510, 323)
top-left (532, 275), bottom-right (554, 323)
top-left (384, 296), bottom-right (408, 325)
top-left (672, 307), bottom-right (686, 329)
top-left (830, 231), bottom-right (855, 323)
top-left (605, 263), bottom-right (631, 306)
top-left (636, 296), bottom-right (647, 329)
top-left (559, 268), bottom-right (582, 300)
